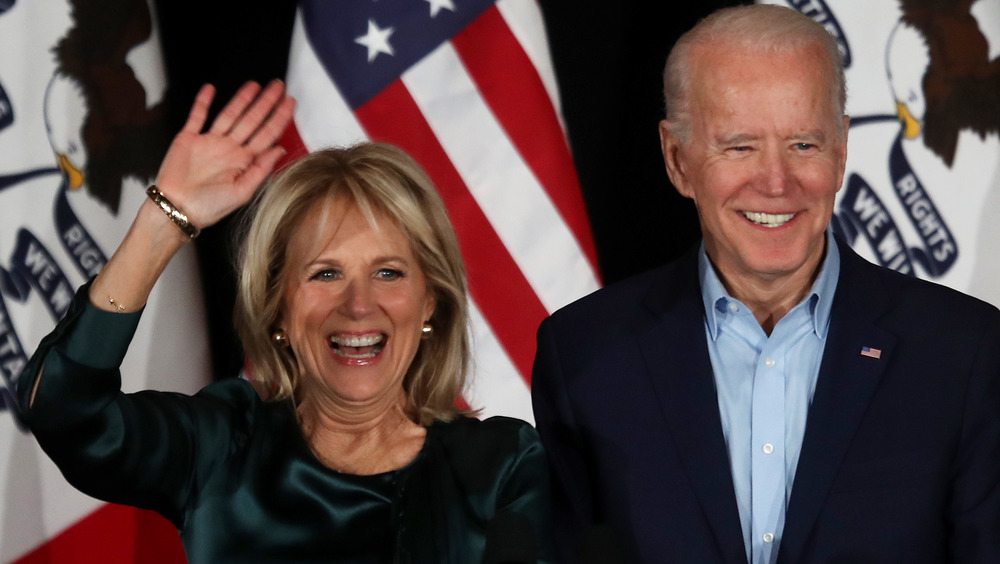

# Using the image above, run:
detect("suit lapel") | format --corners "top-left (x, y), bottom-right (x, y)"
top-left (639, 250), bottom-right (747, 564)
top-left (778, 241), bottom-right (898, 564)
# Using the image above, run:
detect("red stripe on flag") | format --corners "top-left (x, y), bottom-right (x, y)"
top-left (276, 120), bottom-right (310, 171)
top-left (354, 81), bottom-right (548, 382)
top-left (451, 6), bottom-right (600, 276)
top-left (13, 504), bottom-right (185, 564)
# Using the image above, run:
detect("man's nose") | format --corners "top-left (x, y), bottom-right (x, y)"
top-left (758, 149), bottom-right (789, 196)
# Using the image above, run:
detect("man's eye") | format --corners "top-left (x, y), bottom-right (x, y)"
top-left (794, 143), bottom-right (815, 151)
top-left (728, 146), bottom-right (750, 152)
top-left (375, 268), bottom-right (404, 280)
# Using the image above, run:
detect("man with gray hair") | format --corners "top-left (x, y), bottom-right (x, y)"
top-left (532, 4), bottom-right (1000, 563)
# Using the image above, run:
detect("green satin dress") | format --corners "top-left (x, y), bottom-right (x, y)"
top-left (18, 285), bottom-right (553, 563)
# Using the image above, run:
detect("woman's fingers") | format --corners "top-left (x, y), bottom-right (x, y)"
top-left (181, 84), bottom-right (216, 134)
top-left (236, 145), bottom-right (287, 197)
top-left (226, 80), bottom-right (289, 147)
top-left (208, 81), bottom-right (262, 137)
top-left (244, 94), bottom-right (296, 155)
top-left (159, 81), bottom-right (294, 223)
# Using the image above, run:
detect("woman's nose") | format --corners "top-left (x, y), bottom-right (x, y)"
top-left (339, 280), bottom-right (376, 318)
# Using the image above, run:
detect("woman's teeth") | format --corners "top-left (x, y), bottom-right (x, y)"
top-left (329, 334), bottom-right (385, 359)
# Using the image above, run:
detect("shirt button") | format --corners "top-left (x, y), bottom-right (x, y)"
top-left (728, 302), bottom-right (739, 313)
top-left (762, 443), bottom-right (774, 454)
top-left (763, 533), bottom-right (774, 543)
top-left (765, 357), bottom-right (775, 368)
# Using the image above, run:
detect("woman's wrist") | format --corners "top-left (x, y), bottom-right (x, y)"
top-left (88, 199), bottom-right (191, 312)
top-left (136, 198), bottom-right (194, 249)
top-left (146, 184), bottom-right (201, 239)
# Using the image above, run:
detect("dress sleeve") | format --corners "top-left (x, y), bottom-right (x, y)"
top-left (416, 415), bottom-right (556, 563)
top-left (493, 421), bottom-right (555, 563)
top-left (16, 282), bottom-right (255, 528)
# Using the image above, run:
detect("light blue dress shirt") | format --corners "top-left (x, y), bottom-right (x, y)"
top-left (698, 230), bottom-right (840, 564)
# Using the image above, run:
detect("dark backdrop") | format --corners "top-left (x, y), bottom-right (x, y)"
top-left (152, 0), bottom-right (739, 379)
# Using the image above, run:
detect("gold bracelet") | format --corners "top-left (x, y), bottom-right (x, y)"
top-left (146, 185), bottom-right (200, 239)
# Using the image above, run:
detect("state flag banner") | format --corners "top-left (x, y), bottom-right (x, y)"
top-left (1, 0), bottom-right (208, 562)
top-left (283, 0), bottom-right (601, 422)
top-left (761, 0), bottom-right (1000, 309)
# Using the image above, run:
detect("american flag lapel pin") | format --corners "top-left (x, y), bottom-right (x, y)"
top-left (860, 346), bottom-right (882, 359)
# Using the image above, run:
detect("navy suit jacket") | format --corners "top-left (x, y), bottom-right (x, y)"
top-left (532, 237), bottom-right (1000, 563)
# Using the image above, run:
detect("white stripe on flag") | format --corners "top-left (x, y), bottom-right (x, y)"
top-left (402, 43), bottom-right (599, 313)
top-left (465, 298), bottom-right (534, 423)
top-left (286, 10), bottom-right (367, 149)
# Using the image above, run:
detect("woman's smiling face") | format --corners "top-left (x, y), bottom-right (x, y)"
top-left (279, 197), bottom-right (435, 408)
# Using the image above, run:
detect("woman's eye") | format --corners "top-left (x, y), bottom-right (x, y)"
top-left (375, 268), bottom-right (404, 280)
top-left (310, 269), bottom-right (340, 281)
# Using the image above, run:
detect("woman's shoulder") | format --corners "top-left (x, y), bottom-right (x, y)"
top-left (420, 416), bottom-right (550, 535)
top-left (190, 378), bottom-right (302, 434)
top-left (425, 416), bottom-right (542, 477)
top-left (431, 415), bottom-right (538, 447)
top-left (175, 378), bottom-right (300, 454)
top-left (193, 377), bottom-right (261, 406)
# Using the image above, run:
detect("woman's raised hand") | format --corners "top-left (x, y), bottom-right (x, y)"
top-left (154, 80), bottom-right (296, 230)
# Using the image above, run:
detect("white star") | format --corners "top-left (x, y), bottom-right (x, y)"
top-left (355, 19), bottom-right (395, 63)
top-left (425, 0), bottom-right (456, 18)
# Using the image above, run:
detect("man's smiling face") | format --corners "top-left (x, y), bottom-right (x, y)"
top-left (660, 40), bottom-right (848, 290)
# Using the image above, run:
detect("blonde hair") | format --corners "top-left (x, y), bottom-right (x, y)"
top-left (663, 4), bottom-right (846, 143)
top-left (233, 143), bottom-right (469, 425)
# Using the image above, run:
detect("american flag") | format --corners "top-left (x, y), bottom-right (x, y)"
top-left (860, 346), bottom-right (882, 359)
top-left (280, 0), bottom-right (601, 422)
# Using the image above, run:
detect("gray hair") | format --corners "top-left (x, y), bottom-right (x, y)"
top-left (663, 4), bottom-right (846, 143)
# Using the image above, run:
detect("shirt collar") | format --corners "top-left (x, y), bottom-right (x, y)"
top-left (698, 229), bottom-right (840, 341)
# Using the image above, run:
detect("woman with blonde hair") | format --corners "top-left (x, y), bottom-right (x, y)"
top-left (20, 81), bottom-right (551, 563)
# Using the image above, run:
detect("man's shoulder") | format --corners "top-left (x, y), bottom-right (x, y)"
top-left (553, 265), bottom-right (666, 315)
top-left (839, 244), bottom-right (1000, 329)
top-left (547, 250), bottom-right (699, 329)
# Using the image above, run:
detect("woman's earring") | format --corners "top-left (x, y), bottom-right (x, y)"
top-left (421, 323), bottom-right (433, 340)
top-left (272, 329), bottom-right (289, 348)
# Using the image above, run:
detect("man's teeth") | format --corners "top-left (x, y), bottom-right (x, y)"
top-left (743, 211), bottom-right (794, 227)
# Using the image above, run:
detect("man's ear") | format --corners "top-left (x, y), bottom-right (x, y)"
top-left (659, 120), bottom-right (694, 199)
top-left (835, 115), bottom-right (850, 193)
